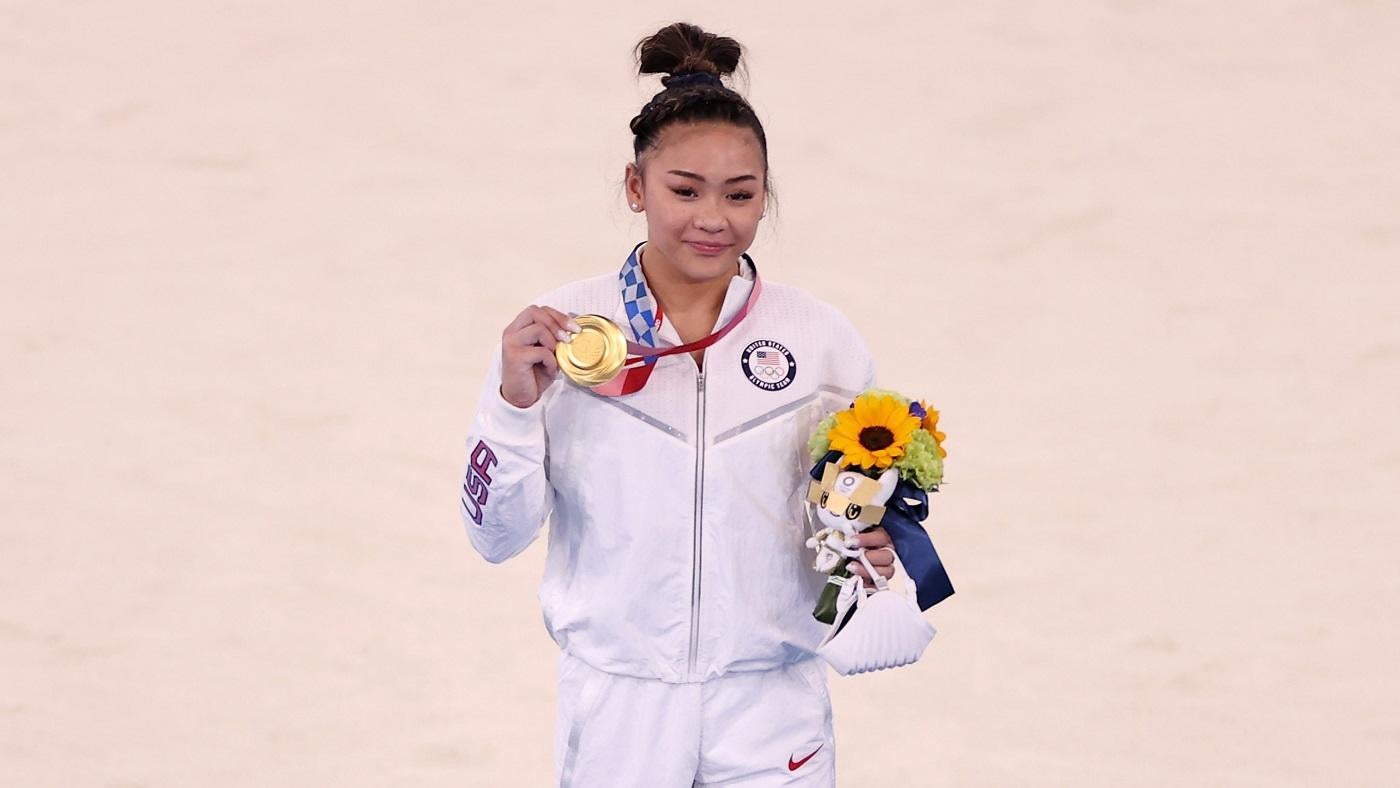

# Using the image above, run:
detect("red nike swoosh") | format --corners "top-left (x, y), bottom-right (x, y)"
top-left (788, 744), bottom-right (823, 771)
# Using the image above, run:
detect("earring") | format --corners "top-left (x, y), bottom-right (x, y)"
top-left (631, 202), bottom-right (640, 211)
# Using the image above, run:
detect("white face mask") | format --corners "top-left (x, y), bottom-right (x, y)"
top-left (815, 551), bottom-right (935, 676)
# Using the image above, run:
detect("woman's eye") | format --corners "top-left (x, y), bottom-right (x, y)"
top-left (728, 192), bottom-right (754, 201)
top-left (671, 187), bottom-right (697, 198)
top-left (845, 504), bottom-right (862, 520)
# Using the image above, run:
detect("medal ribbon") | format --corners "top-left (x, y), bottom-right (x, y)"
top-left (619, 279), bottom-right (762, 365)
top-left (594, 242), bottom-right (762, 396)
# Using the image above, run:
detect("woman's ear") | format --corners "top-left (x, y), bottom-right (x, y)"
top-left (624, 162), bottom-right (644, 212)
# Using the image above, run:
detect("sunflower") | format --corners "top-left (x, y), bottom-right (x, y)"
top-left (918, 399), bottom-right (948, 458)
top-left (827, 393), bottom-right (921, 469)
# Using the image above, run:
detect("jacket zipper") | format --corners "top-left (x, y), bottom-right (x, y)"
top-left (688, 369), bottom-right (707, 677)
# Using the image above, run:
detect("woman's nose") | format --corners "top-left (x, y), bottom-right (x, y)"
top-left (693, 211), bottom-right (724, 232)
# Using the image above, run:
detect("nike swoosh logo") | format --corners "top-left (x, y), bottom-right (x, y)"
top-left (788, 744), bottom-right (823, 771)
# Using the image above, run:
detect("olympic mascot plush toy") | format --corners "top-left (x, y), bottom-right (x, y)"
top-left (804, 390), bottom-right (954, 675)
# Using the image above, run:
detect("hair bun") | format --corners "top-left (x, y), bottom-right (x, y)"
top-left (635, 22), bottom-right (742, 86)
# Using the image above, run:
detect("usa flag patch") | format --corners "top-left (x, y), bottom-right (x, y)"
top-left (741, 339), bottom-right (796, 391)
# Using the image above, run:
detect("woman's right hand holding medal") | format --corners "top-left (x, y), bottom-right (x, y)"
top-left (499, 305), bottom-right (580, 409)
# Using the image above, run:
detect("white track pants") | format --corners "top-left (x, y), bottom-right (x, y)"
top-left (553, 653), bottom-right (836, 787)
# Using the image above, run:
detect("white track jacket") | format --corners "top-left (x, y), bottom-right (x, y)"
top-left (460, 253), bottom-right (874, 683)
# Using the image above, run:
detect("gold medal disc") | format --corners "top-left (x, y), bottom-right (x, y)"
top-left (555, 314), bottom-right (629, 386)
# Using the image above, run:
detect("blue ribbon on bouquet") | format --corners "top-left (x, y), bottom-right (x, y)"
top-left (811, 450), bottom-right (955, 611)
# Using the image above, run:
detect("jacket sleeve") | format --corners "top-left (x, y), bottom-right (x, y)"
top-left (458, 341), bottom-right (555, 563)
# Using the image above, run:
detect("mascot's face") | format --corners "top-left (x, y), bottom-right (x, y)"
top-left (808, 461), bottom-right (898, 533)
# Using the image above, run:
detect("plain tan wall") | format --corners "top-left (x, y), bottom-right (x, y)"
top-left (3, 2), bottom-right (1397, 785)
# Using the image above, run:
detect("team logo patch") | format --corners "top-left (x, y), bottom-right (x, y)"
top-left (741, 340), bottom-right (796, 391)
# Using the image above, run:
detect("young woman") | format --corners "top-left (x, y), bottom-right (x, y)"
top-left (460, 22), bottom-right (896, 787)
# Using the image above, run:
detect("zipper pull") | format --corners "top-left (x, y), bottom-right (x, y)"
top-left (697, 372), bottom-right (705, 392)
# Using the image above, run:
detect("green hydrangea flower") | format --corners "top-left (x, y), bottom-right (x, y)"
top-left (807, 412), bottom-right (839, 463)
top-left (893, 429), bottom-right (944, 490)
top-left (860, 387), bottom-right (910, 407)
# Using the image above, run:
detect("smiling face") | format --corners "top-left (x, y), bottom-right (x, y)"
top-left (625, 121), bottom-right (768, 285)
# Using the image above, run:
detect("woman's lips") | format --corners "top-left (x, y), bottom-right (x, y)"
top-left (686, 241), bottom-right (730, 256)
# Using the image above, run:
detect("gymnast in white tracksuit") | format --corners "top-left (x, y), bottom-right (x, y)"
top-left (459, 23), bottom-right (897, 787)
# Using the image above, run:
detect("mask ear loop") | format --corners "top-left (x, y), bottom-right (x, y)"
top-left (855, 548), bottom-right (891, 593)
top-left (867, 547), bottom-right (924, 609)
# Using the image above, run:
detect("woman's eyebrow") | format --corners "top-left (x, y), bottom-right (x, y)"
top-left (666, 169), bottom-right (758, 184)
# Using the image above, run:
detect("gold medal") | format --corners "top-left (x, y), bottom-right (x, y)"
top-left (555, 314), bottom-right (629, 386)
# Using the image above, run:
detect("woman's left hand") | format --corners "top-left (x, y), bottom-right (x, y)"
top-left (846, 527), bottom-right (895, 588)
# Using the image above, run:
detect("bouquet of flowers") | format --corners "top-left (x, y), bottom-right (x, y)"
top-left (805, 389), bottom-right (952, 625)
top-left (809, 388), bottom-right (946, 487)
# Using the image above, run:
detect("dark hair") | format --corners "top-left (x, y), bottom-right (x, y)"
top-left (629, 23), bottom-right (770, 185)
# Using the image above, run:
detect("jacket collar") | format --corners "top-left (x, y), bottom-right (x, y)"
top-left (619, 241), bottom-right (757, 349)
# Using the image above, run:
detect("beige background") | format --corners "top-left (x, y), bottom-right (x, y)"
top-left (3, 2), bottom-right (1398, 785)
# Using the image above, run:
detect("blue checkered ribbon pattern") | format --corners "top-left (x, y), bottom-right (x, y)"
top-left (619, 245), bottom-right (660, 361)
